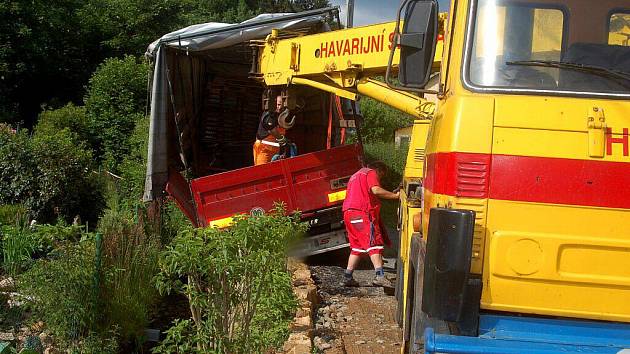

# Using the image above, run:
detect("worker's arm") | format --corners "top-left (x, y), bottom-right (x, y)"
top-left (371, 186), bottom-right (400, 200)
top-left (270, 127), bottom-right (284, 140)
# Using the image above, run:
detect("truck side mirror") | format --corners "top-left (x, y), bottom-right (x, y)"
top-left (400, 0), bottom-right (438, 88)
top-left (386, 0), bottom-right (439, 91)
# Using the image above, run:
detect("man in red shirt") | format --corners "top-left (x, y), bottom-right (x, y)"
top-left (342, 161), bottom-right (399, 287)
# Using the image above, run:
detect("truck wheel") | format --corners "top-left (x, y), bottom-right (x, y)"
top-left (407, 236), bottom-right (449, 354)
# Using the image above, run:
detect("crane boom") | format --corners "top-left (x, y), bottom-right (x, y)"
top-left (250, 20), bottom-right (444, 118)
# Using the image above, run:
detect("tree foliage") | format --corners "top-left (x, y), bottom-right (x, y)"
top-left (0, 0), bottom-right (331, 127)
top-left (0, 0), bottom-right (105, 126)
top-left (78, 0), bottom-right (188, 57)
top-left (85, 55), bottom-right (150, 171)
top-left (359, 97), bottom-right (414, 143)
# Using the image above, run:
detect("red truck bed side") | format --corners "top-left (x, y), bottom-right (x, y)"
top-left (190, 144), bottom-right (362, 226)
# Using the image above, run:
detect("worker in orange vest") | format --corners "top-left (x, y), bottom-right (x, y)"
top-left (253, 95), bottom-right (294, 165)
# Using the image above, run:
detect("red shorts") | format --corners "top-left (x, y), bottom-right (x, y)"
top-left (344, 209), bottom-right (384, 256)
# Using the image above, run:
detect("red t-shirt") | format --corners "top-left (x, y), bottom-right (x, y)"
top-left (342, 167), bottom-right (381, 213)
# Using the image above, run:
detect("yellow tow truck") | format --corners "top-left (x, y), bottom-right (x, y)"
top-left (253, 0), bottom-right (630, 352)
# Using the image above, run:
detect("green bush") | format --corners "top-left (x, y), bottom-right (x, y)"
top-left (363, 141), bottom-right (408, 190)
top-left (117, 116), bottom-right (150, 209)
top-left (359, 97), bottom-right (414, 142)
top-left (0, 130), bottom-right (37, 208)
top-left (30, 128), bottom-right (106, 224)
top-left (248, 269), bottom-right (297, 349)
top-left (18, 208), bottom-right (162, 351)
top-left (85, 55), bottom-right (150, 172)
top-left (18, 234), bottom-right (121, 352)
top-left (159, 201), bottom-right (193, 245)
top-left (35, 104), bottom-right (92, 147)
top-left (0, 127), bottom-right (105, 225)
top-left (19, 241), bottom-right (99, 343)
top-left (30, 222), bottom-right (85, 251)
top-left (154, 205), bottom-right (305, 353)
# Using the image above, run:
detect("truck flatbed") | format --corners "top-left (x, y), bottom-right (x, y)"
top-left (190, 143), bottom-right (361, 228)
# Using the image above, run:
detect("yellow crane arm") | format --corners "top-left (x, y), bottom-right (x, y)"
top-left (250, 21), bottom-right (443, 118)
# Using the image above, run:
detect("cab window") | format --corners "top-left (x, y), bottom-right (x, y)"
top-left (469, 1), bottom-right (564, 88)
top-left (466, 0), bottom-right (630, 96)
top-left (609, 13), bottom-right (630, 46)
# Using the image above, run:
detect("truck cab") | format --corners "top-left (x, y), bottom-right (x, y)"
top-left (398, 0), bottom-right (630, 352)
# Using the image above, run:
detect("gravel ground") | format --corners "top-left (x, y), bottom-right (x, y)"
top-left (309, 262), bottom-right (401, 354)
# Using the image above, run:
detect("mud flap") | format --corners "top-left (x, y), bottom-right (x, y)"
top-left (422, 207), bottom-right (481, 336)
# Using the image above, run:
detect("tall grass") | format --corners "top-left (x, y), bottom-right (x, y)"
top-left (97, 207), bottom-right (161, 348)
top-left (1, 207), bottom-right (34, 275)
top-left (18, 206), bottom-right (162, 351)
top-left (0, 204), bottom-right (28, 225)
top-left (2, 228), bottom-right (36, 276)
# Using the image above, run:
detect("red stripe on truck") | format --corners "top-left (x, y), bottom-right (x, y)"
top-left (425, 152), bottom-right (630, 209)
top-left (424, 152), bottom-right (491, 199)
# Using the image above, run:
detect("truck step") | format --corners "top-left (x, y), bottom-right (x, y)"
top-left (424, 314), bottom-right (630, 354)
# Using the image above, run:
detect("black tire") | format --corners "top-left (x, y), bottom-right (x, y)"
top-left (407, 236), bottom-right (449, 354)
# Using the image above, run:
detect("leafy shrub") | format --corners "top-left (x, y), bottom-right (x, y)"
top-left (359, 97), bottom-right (414, 142)
top-left (30, 128), bottom-right (106, 224)
top-left (18, 208), bottom-right (161, 351)
top-left (18, 232), bottom-right (120, 352)
top-left (0, 129), bottom-right (37, 207)
top-left (19, 241), bottom-right (99, 344)
top-left (364, 141), bottom-right (408, 190)
top-left (159, 201), bottom-right (192, 245)
top-left (30, 222), bottom-right (85, 251)
top-left (0, 127), bottom-right (106, 224)
top-left (35, 104), bottom-right (92, 147)
top-left (154, 205), bottom-right (305, 353)
top-left (117, 116), bottom-right (150, 209)
top-left (248, 269), bottom-right (297, 349)
top-left (85, 56), bottom-right (150, 171)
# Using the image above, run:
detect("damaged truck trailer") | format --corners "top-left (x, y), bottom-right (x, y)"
top-left (143, 8), bottom-right (361, 256)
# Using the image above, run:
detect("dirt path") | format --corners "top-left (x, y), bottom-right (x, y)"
top-left (309, 265), bottom-right (402, 354)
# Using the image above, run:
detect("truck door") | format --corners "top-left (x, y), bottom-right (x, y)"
top-left (465, 0), bottom-right (630, 323)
